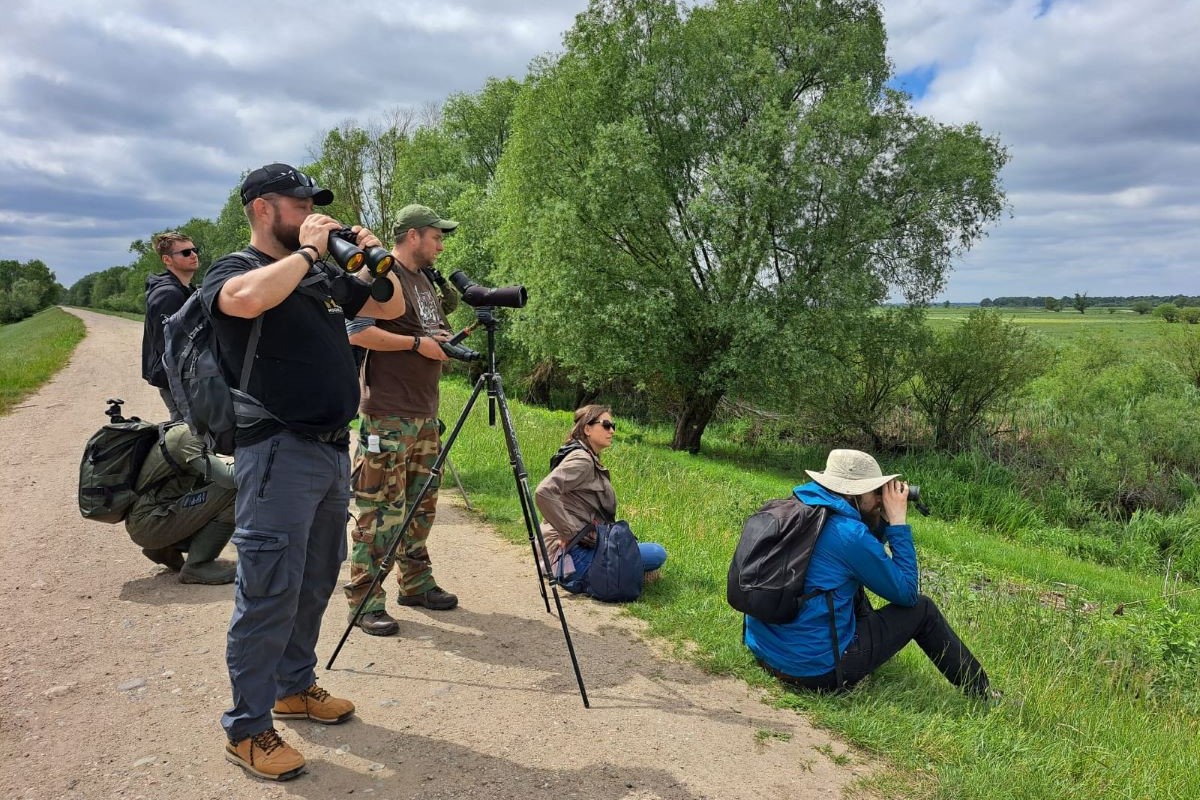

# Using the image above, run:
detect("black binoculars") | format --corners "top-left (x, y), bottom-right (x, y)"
top-left (328, 228), bottom-right (394, 301)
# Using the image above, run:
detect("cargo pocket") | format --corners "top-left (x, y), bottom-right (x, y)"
top-left (232, 531), bottom-right (291, 598)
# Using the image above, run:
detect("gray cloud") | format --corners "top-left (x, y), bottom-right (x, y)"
top-left (883, 0), bottom-right (1200, 299)
top-left (0, 0), bottom-right (580, 285)
top-left (1, 0), bottom-right (1194, 303)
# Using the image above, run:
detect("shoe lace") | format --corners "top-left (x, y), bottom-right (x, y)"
top-left (251, 728), bottom-right (285, 755)
top-left (305, 684), bottom-right (331, 702)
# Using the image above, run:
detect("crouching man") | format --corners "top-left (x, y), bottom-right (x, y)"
top-left (125, 423), bottom-right (236, 584)
top-left (744, 449), bottom-right (997, 701)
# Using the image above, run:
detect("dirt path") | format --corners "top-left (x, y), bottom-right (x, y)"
top-left (0, 308), bottom-right (869, 800)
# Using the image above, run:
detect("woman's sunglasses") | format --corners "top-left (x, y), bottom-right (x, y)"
top-left (591, 420), bottom-right (617, 431)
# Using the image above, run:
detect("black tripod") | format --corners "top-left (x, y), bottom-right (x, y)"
top-left (326, 307), bottom-right (590, 707)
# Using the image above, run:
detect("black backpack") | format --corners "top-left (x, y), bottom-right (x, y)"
top-left (161, 249), bottom-right (269, 456)
top-left (79, 401), bottom-right (184, 523)
top-left (549, 441), bottom-right (586, 470)
top-left (727, 497), bottom-right (828, 623)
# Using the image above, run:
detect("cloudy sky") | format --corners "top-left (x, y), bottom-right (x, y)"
top-left (1, 1), bottom-right (1196, 301)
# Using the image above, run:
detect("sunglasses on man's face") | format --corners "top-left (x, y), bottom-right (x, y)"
top-left (170, 247), bottom-right (199, 258)
top-left (592, 420), bottom-right (617, 431)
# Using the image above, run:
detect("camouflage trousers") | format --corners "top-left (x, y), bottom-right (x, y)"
top-left (344, 414), bottom-right (441, 613)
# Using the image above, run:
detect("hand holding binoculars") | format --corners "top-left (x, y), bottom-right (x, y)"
top-left (327, 227), bottom-right (395, 301)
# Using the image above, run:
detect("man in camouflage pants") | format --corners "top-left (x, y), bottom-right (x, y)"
top-left (344, 204), bottom-right (461, 636)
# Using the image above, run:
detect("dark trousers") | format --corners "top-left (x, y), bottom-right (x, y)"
top-left (780, 594), bottom-right (990, 697)
top-left (220, 431), bottom-right (350, 742)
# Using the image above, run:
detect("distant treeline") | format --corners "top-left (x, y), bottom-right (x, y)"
top-left (982, 295), bottom-right (1200, 308)
top-left (0, 259), bottom-right (64, 324)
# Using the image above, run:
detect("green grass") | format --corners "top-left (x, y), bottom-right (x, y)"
top-left (0, 308), bottom-right (86, 414)
top-left (438, 377), bottom-right (1200, 799)
top-left (925, 306), bottom-right (1170, 347)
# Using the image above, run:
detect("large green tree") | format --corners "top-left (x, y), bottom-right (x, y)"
top-left (492, 0), bottom-right (1008, 452)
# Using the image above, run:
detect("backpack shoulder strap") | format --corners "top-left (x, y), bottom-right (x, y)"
top-left (229, 248), bottom-right (266, 392)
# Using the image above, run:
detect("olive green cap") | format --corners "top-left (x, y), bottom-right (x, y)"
top-left (393, 204), bottom-right (458, 238)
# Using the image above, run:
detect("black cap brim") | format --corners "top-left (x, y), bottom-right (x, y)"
top-left (276, 186), bottom-right (334, 206)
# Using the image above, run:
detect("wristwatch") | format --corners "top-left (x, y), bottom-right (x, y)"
top-left (411, 336), bottom-right (421, 351)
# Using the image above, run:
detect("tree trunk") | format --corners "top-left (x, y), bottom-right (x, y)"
top-left (671, 390), bottom-right (723, 453)
top-left (573, 385), bottom-right (600, 410)
top-left (524, 360), bottom-right (555, 407)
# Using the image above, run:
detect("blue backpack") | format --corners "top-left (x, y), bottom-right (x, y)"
top-left (559, 519), bottom-right (643, 602)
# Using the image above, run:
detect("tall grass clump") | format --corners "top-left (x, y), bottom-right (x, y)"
top-left (0, 307), bottom-right (85, 414)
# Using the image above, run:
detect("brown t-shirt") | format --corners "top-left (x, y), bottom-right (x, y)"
top-left (360, 264), bottom-right (448, 418)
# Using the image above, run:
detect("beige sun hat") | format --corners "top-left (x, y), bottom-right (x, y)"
top-left (805, 449), bottom-right (900, 496)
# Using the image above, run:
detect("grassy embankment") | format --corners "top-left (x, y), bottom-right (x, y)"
top-left (438, 371), bottom-right (1199, 800)
top-left (0, 307), bottom-right (86, 415)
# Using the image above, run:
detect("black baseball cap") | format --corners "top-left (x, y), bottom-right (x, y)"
top-left (240, 163), bottom-right (334, 206)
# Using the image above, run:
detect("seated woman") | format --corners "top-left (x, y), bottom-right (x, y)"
top-left (534, 404), bottom-right (667, 595)
top-left (743, 448), bottom-right (995, 700)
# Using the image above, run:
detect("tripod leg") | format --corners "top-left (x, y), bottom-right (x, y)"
top-left (490, 373), bottom-right (590, 707)
top-left (326, 375), bottom-right (486, 670)
top-left (445, 456), bottom-right (473, 511)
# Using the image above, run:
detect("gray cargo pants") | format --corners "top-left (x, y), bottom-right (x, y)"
top-left (220, 430), bottom-right (350, 742)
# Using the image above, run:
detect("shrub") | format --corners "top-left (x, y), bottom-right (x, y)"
top-left (912, 309), bottom-right (1051, 451)
top-left (1154, 302), bottom-right (1180, 322)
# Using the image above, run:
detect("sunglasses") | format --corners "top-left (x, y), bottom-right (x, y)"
top-left (170, 247), bottom-right (200, 257)
top-left (260, 169), bottom-right (316, 194)
top-left (590, 420), bottom-right (617, 431)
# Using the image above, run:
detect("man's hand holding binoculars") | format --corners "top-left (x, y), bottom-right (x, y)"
top-left (298, 214), bottom-right (343, 259)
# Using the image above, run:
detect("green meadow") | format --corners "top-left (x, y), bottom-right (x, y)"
top-left (925, 306), bottom-right (1168, 346)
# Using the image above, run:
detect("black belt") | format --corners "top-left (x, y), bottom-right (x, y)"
top-left (305, 428), bottom-right (350, 445)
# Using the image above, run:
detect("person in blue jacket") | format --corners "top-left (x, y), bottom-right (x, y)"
top-left (744, 449), bottom-right (993, 699)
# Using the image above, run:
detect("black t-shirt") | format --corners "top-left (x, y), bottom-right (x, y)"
top-left (200, 246), bottom-right (370, 443)
top-left (141, 271), bottom-right (195, 388)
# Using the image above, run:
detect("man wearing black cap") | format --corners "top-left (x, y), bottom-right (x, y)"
top-left (343, 204), bottom-right (461, 636)
top-left (201, 163), bottom-right (406, 781)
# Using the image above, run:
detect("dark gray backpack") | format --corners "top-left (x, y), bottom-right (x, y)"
top-left (161, 250), bottom-right (276, 455)
top-left (726, 497), bottom-right (828, 623)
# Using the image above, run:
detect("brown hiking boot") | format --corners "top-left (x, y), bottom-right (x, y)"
top-left (397, 585), bottom-right (458, 610)
top-left (225, 728), bottom-right (305, 781)
top-left (273, 683), bottom-right (355, 725)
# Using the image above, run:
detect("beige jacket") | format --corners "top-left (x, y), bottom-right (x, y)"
top-left (534, 447), bottom-right (617, 576)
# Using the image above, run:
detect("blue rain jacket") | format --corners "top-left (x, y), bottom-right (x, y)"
top-left (744, 481), bottom-right (919, 677)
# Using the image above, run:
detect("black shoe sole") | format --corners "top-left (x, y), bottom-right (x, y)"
top-left (396, 595), bottom-right (458, 610)
top-left (273, 709), bottom-right (356, 724)
top-left (225, 749), bottom-right (306, 781)
top-left (357, 623), bottom-right (400, 636)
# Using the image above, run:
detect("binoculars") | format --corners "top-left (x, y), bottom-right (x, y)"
top-left (328, 228), bottom-right (394, 301)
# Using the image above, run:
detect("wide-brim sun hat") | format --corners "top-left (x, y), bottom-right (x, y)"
top-left (805, 449), bottom-right (900, 496)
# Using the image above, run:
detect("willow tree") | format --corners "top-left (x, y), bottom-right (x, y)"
top-left (492, 0), bottom-right (1007, 452)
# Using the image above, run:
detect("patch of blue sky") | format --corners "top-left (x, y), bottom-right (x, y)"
top-left (888, 64), bottom-right (937, 99)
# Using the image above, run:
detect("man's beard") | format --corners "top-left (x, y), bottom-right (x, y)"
top-left (272, 217), bottom-right (302, 252)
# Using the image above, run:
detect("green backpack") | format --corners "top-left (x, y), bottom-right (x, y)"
top-left (78, 400), bottom-right (184, 524)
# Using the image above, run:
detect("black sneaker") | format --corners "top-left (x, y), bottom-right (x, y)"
top-left (397, 586), bottom-right (458, 610)
top-left (354, 609), bottom-right (400, 636)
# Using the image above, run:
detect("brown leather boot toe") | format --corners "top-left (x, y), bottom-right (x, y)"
top-left (225, 728), bottom-right (305, 781)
